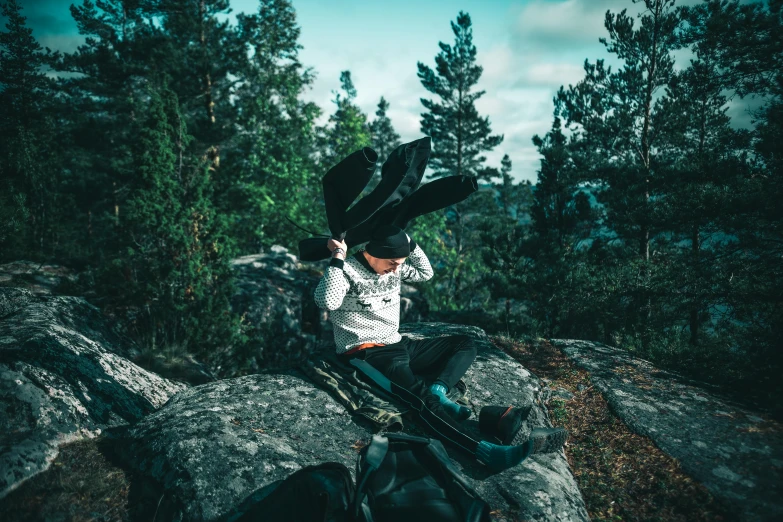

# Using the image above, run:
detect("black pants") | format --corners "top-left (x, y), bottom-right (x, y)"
top-left (338, 334), bottom-right (481, 454)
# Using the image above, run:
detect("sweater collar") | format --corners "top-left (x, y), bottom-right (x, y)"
top-left (354, 250), bottom-right (377, 275)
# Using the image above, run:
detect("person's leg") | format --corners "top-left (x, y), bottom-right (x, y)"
top-left (339, 341), bottom-right (479, 453)
top-left (405, 334), bottom-right (478, 420)
top-left (406, 334), bottom-right (478, 389)
top-left (339, 342), bottom-right (540, 472)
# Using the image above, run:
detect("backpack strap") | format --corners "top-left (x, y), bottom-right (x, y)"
top-left (353, 434), bottom-right (389, 522)
top-left (420, 439), bottom-right (492, 522)
top-left (375, 488), bottom-right (450, 507)
top-left (380, 432), bottom-right (430, 445)
top-left (349, 358), bottom-right (394, 393)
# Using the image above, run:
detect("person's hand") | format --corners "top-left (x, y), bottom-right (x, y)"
top-left (327, 237), bottom-right (348, 258)
top-left (327, 237), bottom-right (347, 252)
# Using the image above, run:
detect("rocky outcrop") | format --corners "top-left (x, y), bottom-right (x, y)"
top-left (114, 323), bottom-right (588, 522)
top-left (0, 249), bottom-right (430, 377)
top-left (0, 288), bottom-right (186, 500)
top-left (229, 248), bottom-right (330, 371)
top-left (552, 338), bottom-right (783, 522)
top-left (0, 260), bottom-right (84, 297)
top-left (399, 282), bottom-right (429, 323)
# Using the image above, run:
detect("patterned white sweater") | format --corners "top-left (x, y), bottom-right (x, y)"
top-left (314, 239), bottom-right (434, 354)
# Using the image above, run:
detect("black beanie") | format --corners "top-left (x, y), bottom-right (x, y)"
top-left (365, 224), bottom-right (410, 259)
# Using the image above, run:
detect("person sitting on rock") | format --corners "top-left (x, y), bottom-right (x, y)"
top-left (314, 224), bottom-right (568, 472)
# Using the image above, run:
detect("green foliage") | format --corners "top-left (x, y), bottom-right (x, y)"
top-left (318, 70), bottom-right (371, 167)
top-left (0, 0), bottom-right (64, 261)
top-left (97, 83), bottom-right (246, 373)
top-left (417, 11), bottom-right (503, 181)
top-left (156, 0), bottom-right (243, 156)
top-left (552, 0), bottom-right (686, 349)
top-left (219, 0), bottom-right (323, 253)
top-left (46, 0), bottom-right (157, 263)
top-left (369, 97), bottom-right (401, 165)
top-left (405, 211), bottom-right (452, 310)
top-left (2, 0), bottom-right (781, 412)
top-left (491, 0), bottom-right (782, 413)
top-left (416, 10), bottom-right (508, 318)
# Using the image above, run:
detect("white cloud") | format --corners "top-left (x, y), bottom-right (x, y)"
top-left (725, 95), bottom-right (769, 130)
top-left (37, 34), bottom-right (85, 54)
top-left (516, 61), bottom-right (586, 88)
top-left (265, 0), bottom-right (721, 184)
top-left (510, 0), bottom-right (629, 52)
top-left (480, 44), bottom-right (515, 85)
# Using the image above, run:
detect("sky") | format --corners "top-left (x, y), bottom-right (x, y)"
top-left (10, 0), bottom-right (765, 183)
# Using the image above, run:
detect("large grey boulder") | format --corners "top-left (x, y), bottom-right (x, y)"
top-left (115, 323), bottom-right (588, 522)
top-left (0, 288), bottom-right (186, 499)
top-left (552, 338), bottom-right (783, 522)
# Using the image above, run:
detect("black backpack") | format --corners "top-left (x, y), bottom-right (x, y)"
top-left (223, 462), bottom-right (355, 522)
top-left (353, 433), bottom-right (492, 522)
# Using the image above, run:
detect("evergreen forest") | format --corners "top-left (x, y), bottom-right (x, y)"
top-left (1, 0), bottom-right (780, 419)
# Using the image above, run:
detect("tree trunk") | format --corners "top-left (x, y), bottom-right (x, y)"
top-left (639, 0), bottom-right (664, 347)
top-left (689, 224), bottom-right (701, 345)
top-left (113, 181), bottom-right (119, 225)
top-left (200, 0), bottom-right (219, 170)
top-left (690, 84), bottom-right (708, 346)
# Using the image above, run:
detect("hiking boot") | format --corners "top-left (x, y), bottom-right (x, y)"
top-left (475, 425), bottom-right (568, 472)
top-left (527, 427), bottom-right (569, 455)
top-left (479, 405), bottom-right (532, 446)
top-left (430, 383), bottom-right (472, 421)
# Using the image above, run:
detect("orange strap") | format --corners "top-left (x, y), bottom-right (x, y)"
top-left (497, 405), bottom-right (514, 432)
top-left (342, 342), bottom-right (386, 357)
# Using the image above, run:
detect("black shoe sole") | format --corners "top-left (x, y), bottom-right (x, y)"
top-left (529, 427), bottom-right (569, 454)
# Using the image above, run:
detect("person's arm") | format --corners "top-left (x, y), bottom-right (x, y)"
top-left (399, 236), bottom-right (434, 283)
top-left (314, 240), bottom-right (351, 310)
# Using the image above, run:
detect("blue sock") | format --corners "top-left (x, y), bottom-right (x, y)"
top-left (430, 383), bottom-right (472, 421)
top-left (476, 440), bottom-right (533, 472)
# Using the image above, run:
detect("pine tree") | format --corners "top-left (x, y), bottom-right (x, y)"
top-left (318, 70), bottom-right (371, 168)
top-left (0, 0), bottom-right (62, 261)
top-left (219, 0), bottom-right (322, 253)
top-left (417, 11), bottom-right (503, 181)
top-left (369, 97), bottom-right (401, 165)
top-left (50, 0), bottom-right (159, 260)
top-left (158, 0), bottom-right (246, 171)
top-left (531, 116), bottom-right (592, 248)
top-left (654, 39), bottom-right (751, 347)
top-left (681, 0), bottom-right (783, 401)
top-left (362, 96), bottom-right (402, 194)
top-left (479, 114), bottom-right (599, 339)
top-left (556, 0), bottom-right (684, 345)
top-left (561, 0), bottom-right (683, 261)
top-left (101, 81), bottom-right (244, 372)
top-left (682, 0), bottom-right (781, 98)
top-left (313, 69), bottom-right (372, 242)
top-left (474, 155), bottom-right (538, 334)
top-left (497, 155), bottom-right (514, 218)
top-left (416, 11), bottom-right (504, 308)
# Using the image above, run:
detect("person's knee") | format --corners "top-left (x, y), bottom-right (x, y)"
top-left (455, 335), bottom-right (478, 357)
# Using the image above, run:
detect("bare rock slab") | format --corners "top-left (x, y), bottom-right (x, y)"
top-left (552, 338), bottom-right (783, 522)
top-left (0, 288), bottom-right (186, 499)
top-left (115, 323), bottom-right (588, 522)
